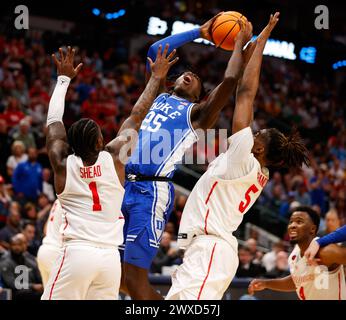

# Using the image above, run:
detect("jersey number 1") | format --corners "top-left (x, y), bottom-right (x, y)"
top-left (239, 184), bottom-right (259, 213)
top-left (89, 182), bottom-right (102, 211)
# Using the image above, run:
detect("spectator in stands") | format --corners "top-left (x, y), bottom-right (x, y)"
top-left (42, 168), bottom-right (55, 202)
top-left (1, 97), bottom-right (25, 128)
top-left (264, 251), bottom-right (290, 278)
top-left (262, 241), bottom-right (285, 272)
top-left (0, 233), bottom-right (43, 300)
top-left (22, 222), bottom-right (40, 256)
top-left (0, 175), bottom-right (11, 228)
top-left (0, 209), bottom-right (21, 249)
top-left (236, 246), bottom-right (265, 278)
top-left (294, 182), bottom-right (311, 206)
top-left (0, 119), bottom-right (11, 178)
top-left (150, 232), bottom-right (181, 274)
top-left (323, 208), bottom-right (341, 236)
top-left (246, 238), bottom-right (263, 265)
top-left (12, 147), bottom-right (42, 201)
top-left (6, 140), bottom-right (27, 177)
top-left (23, 203), bottom-right (37, 223)
top-left (11, 118), bottom-right (36, 149)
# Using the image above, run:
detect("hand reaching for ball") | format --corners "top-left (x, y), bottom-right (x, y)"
top-left (234, 20), bottom-right (253, 48)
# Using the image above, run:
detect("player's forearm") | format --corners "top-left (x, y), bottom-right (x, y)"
top-left (263, 276), bottom-right (296, 292)
top-left (196, 44), bottom-right (244, 129)
top-left (129, 75), bottom-right (161, 130)
top-left (224, 41), bottom-right (244, 80)
top-left (317, 225), bottom-right (346, 247)
top-left (46, 76), bottom-right (70, 126)
top-left (146, 28), bottom-right (200, 71)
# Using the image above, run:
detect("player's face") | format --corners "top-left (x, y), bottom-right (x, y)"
top-left (251, 130), bottom-right (266, 159)
top-left (174, 72), bottom-right (201, 102)
top-left (287, 211), bottom-right (315, 244)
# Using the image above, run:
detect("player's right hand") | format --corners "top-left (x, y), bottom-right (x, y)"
top-left (248, 279), bottom-right (267, 295)
top-left (147, 44), bottom-right (179, 80)
top-left (234, 20), bottom-right (253, 48)
top-left (52, 46), bottom-right (83, 79)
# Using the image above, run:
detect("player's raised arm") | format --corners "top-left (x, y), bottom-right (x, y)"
top-left (190, 20), bottom-right (253, 130)
top-left (105, 44), bottom-right (179, 183)
top-left (248, 275), bottom-right (296, 295)
top-left (232, 12), bottom-right (279, 134)
top-left (145, 13), bottom-right (223, 92)
top-left (46, 47), bottom-right (82, 194)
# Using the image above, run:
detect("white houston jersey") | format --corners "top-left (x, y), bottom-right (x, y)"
top-left (57, 151), bottom-right (124, 248)
top-left (288, 243), bottom-right (346, 300)
top-left (177, 127), bottom-right (269, 249)
top-left (42, 199), bottom-right (63, 247)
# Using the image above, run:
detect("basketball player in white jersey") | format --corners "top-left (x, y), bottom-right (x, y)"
top-left (166, 12), bottom-right (309, 300)
top-left (41, 45), bottom-right (179, 300)
top-left (249, 206), bottom-right (346, 300)
top-left (37, 199), bottom-right (63, 287)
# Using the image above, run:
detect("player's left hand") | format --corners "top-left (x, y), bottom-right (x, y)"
top-left (200, 12), bottom-right (224, 41)
top-left (304, 239), bottom-right (321, 265)
top-left (52, 46), bottom-right (83, 79)
top-left (147, 43), bottom-right (179, 80)
top-left (258, 12), bottom-right (280, 41)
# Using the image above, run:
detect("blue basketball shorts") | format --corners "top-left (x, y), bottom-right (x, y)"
top-left (119, 180), bottom-right (175, 270)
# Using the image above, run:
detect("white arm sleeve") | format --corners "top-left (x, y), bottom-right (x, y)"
top-left (46, 75), bottom-right (71, 126)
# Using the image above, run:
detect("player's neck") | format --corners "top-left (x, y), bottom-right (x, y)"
top-left (298, 237), bottom-right (315, 257)
top-left (172, 91), bottom-right (191, 102)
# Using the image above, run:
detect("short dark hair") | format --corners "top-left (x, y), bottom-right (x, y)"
top-left (68, 118), bottom-right (100, 161)
top-left (23, 221), bottom-right (35, 230)
top-left (291, 206), bottom-right (320, 231)
top-left (265, 128), bottom-right (310, 169)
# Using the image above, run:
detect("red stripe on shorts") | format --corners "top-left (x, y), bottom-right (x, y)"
top-left (197, 243), bottom-right (217, 300)
top-left (49, 247), bottom-right (67, 300)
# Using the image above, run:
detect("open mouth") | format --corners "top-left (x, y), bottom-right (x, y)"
top-left (183, 74), bottom-right (192, 85)
top-left (289, 230), bottom-right (298, 238)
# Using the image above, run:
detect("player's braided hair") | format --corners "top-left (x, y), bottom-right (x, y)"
top-left (67, 118), bottom-right (100, 161)
top-left (266, 128), bottom-right (310, 169)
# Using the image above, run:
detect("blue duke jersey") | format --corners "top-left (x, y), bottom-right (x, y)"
top-left (126, 93), bottom-right (198, 178)
top-left (121, 93), bottom-right (198, 270)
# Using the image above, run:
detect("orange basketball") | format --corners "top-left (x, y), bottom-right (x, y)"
top-left (211, 11), bottom-right (248, 51)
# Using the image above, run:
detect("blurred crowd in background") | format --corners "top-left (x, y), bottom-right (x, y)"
top-left (0, 23), bottom-right (345, 299)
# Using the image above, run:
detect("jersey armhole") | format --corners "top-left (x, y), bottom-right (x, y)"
top-left (187, 103), bottom-right (199, 141)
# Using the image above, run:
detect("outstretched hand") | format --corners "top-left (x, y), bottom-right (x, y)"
top-left (147, 44), bottom-right (179, 80)
top-left (52, 46), bottom-right (83, 79)
top-left (258, 12), bottom-right (280, 41)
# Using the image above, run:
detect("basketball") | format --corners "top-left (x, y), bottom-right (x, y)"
top-left (211, 11), bottom-right (248, 51)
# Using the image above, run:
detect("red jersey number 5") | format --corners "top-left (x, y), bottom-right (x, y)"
top-left (239, 184), bottom-right (259, 213)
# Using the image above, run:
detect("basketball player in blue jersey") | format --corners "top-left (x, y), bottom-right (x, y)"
top-left (120, 14), bottom-right (253, 299)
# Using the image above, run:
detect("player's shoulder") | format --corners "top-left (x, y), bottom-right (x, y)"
top-left (227, 127), bottom-right (253, 145)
